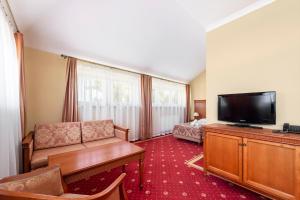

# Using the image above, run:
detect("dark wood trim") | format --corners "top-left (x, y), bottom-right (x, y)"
top-left (88, 173), bottom-right (128, 200)
top-left (22, 131), bottom-right (34, 173)
top-left (194, 99), bottom-right (206, 119)
top-left (22, 131), bottom-right (33, 148)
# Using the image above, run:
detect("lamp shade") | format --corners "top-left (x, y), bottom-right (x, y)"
top-left (193, 112), bottom-right (199, 117)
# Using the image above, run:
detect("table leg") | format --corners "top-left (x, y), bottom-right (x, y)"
top-left (139, 158), bottom-right (144, 190)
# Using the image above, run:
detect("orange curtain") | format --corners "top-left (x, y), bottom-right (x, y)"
top-left (185, 84), bottom-right (191, 122)
top-left (14, 32), bottom-right (26, 137)
top-left (139, 75), bottom-right (152, 140)
top-left (62, 57), bottom-right (79, 122)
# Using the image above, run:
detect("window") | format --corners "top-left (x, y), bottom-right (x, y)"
top-left (152, 78), bottom-right (186, 136)
top-left (77, 61), bottom-right (141, 141)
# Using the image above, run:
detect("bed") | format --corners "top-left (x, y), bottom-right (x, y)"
top-left (172, 121), bottom-right (205, 143)
top-left (173, 99), bottom-right (206, 143)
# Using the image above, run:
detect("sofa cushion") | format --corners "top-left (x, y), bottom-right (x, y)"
top-left (31, 144), bottom-right (85, 170)
top-left (83, 137), bottom-right (123, 148)
top-left (0, 166), bottom-right (64, 196)
top-left (81, 120), bottom-right (115, 142)
top-left (34, 122), bottom-right (81, 150)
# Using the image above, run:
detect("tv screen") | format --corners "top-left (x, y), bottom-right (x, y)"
top-left (218, 91), bottom-right (276, 124)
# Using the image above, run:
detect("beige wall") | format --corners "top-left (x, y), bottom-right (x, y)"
top-left (25, 47), bottom-right (67, 133)
top-left (190, 70), bottom-right (206, 117)
top-left (206, 0), bottom-right (300, 129)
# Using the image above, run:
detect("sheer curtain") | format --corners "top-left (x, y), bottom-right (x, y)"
top-left (0, 9), bottom-right (22, 178)
top-left (77, 61), bottom-right (141, 141)
top-left (152, 78), bottom-right (186, 136)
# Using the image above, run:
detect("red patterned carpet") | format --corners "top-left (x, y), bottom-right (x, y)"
top-left (68, 135), bottom-right (268, 200)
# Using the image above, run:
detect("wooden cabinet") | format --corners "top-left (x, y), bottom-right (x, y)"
top-left (204, 124), bottom-right (300, 200)
top-left (205, 132), bottom-right (243, 183)
top-left (243, 139), bottom-right (297, 200)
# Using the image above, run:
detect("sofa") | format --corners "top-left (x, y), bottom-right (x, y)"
top-left (22, 119), bottom-right (129, 173)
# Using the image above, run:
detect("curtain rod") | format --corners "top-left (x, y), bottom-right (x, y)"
top-left (61, 54), bottom-right (187, 85)
top-left (0, 0), bottom-right (19, 31)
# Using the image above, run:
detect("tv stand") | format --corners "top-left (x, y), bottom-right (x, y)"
top-left (203, 124), bottom-right (300, 200)
top-left (227, 123), bottom-right (263, 129)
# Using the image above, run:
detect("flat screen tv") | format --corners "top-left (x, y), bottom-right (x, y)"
top-left (218, 91), bottom-right (276, 125)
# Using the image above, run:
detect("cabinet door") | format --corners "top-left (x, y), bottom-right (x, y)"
top-left (243, 139), bottom-right (298, 200)
top-left (205, 132), bottom-right (243, 183)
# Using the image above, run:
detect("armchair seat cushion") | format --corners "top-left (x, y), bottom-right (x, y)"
top-left (31, 144), bottom-right (85, 170)
top-left (83, 137), bottom-right (122, 148)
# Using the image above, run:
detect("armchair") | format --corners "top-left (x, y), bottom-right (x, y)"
top-left (0, 166), bottom-right (128, 200)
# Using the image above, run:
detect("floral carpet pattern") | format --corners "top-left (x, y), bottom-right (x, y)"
top-left (68, 135), bottom-right (268, 200)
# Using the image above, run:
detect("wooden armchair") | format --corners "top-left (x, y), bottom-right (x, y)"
top-left (0, 166), bottom-right (128, 200)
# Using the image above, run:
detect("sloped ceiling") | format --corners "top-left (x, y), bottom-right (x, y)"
top-left (8, 0), bottom-right (272, 82)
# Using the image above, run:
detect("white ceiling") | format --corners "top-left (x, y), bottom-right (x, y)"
top-left (8, 0), bottom-right (272, 82)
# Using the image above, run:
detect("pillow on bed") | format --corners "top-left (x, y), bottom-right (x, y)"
top-left (198, 118), bottom-right (207, 125)
top-left (190, 118), bottom-right (207, 127)
top-left (190, 120), bottom-right (197, 126)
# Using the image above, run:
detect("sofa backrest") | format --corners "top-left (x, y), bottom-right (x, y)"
top-left (81, 120), bottom-right (115, 143)
top-left (34, 122), bottom-right (81, 150)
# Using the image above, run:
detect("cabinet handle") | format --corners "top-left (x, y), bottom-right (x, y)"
top-left (238, 143), bottom-right (247, 147)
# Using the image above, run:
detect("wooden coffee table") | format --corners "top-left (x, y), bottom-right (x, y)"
top-left (48, 141), bottom-right (145, 189)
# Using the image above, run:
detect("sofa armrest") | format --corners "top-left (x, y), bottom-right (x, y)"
top-left (114, 125), bottom-right (129, 141)
top-left (22, 131), bottom-right (34, 173)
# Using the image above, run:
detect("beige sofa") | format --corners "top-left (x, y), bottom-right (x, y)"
top-left (22, 119), bottom-right (129, 172)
